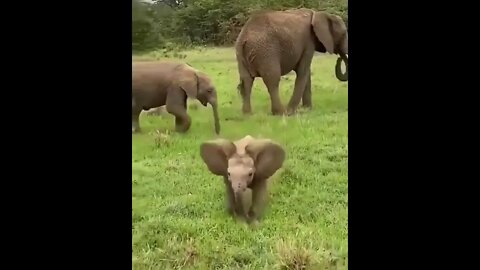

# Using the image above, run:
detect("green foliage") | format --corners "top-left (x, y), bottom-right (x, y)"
top-left (132, 0), bottom-right (165, 52)
top-left (132, 47), bottom-right (348, 269)
top-left (132, 0), bottom-right (348, 51)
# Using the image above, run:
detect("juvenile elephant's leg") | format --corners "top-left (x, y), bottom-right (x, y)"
top-left (132, 103), bottom-right (142, 133)
top-left (302, 75), bottom-right (312, 109)
top-left (287, 69), bottom-right (310, 115)
top-left (262, 71), bottom-right (284, 115)
top-left (166, 90), bottom-right (191, 133)
top-left (238, 76), bottom-right (254, 114)
top-left (223, 177), bottom-right (236, 216)
top-left (132, 111), bottom-right (141, 133)
top-left (248, 179), bottom-right (267, 223)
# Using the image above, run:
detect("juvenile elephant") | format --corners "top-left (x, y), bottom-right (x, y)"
top-left (200, 135), bottom-right (285, 224)
top-left (235, 8), bottom-right (348, 115)
top-left (132, 61), bottom-right (220, 134)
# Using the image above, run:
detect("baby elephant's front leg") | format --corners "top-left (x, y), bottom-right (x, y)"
top-left (248, 179), bottom-right (268, 223)
top-left (223, 177), bottom-right (236, 216)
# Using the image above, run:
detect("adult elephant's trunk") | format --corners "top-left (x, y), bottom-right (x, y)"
top-left (210, 100), bottom-right (221, 134)
top-left (335, 53), bottom-right (348, 82)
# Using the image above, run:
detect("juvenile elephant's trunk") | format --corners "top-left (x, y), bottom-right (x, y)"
top-left (335, 53), bottom-right (348, 82)
top-left (210, 101), bottom-right (220, 134)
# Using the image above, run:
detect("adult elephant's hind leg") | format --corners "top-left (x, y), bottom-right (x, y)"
top-left (238, 76), bottom-right (254, 114)
top-left (302, 75), bottom-right (312, 109)
top-left (261, 68), bottom-right (284, 115)
top-left (166, 89), bottom-right (191, 133)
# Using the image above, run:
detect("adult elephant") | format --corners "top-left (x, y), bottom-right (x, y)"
top-left (235, 8), bottom-right (348, 115)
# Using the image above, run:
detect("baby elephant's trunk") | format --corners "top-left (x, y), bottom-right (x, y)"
top-left (232, 179), bottom-right (248, 195)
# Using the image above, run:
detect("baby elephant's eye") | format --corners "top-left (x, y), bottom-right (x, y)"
top-left (227, 172), bottom-right (231, 176)
top-left (248, 172), bottom-right (253, 177)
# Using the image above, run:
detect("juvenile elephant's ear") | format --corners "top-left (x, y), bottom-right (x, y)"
top-left (245, 139), bottom-right (285, 180)
top-left (200, 139), bottom-right (237, 176)
top-left (311, 11), bottom-right (335, 54)
top-left (178, 67), bottom-right (199, 98)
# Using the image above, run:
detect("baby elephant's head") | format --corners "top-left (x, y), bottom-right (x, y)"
top-left (200, 136), bottom-right (285, 194)
top-left (227, 154), bottom-right (255, 192)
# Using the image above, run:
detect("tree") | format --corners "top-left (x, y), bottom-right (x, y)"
top-left (132, 0), bottom-right (348, 50)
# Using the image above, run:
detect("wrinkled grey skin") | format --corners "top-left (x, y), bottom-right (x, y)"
top-left (132, 61), bottom-right (220, 134)
top-left (200, 135), bottom-right (285, 224)
top-left (235, 9), bottom-right (348, 115)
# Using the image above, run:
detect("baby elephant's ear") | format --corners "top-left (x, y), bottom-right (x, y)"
top-left (245, 139), bottom-right (285, 180)
top-left (200, 139), bottom-right (236, 176)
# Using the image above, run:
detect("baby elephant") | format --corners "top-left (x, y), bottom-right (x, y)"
top-left (200, 135), bottom-right (285, 224)
top-left (132, 61), bottom-right (220, 134)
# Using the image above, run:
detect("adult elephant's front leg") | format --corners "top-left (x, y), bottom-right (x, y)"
top-left (287, 69), bottom-right (310, 115)
top-left (166, 89), bottom-right (191, 133)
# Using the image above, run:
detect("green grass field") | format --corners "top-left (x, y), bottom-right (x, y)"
top-left (132, 47), bottom-right (348, 269)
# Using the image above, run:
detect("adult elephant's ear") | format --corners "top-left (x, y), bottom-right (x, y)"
top-left (311, 11), bottom-right (335, 54)
top-left (178, 65), bottom-right (199, 98)
top-left (200, 139), bottom-right (237, 176)
top-left (245, 139), bottom-right (285, 180)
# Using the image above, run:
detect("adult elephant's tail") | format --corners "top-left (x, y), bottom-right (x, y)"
top-left (235, 38), bottom-right (255, 114)
top-left (235, 40), bottom-right (252, 96)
